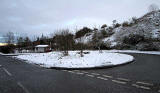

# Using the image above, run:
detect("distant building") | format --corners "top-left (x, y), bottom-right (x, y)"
top-left (35, 45), bottom-right (50, 53)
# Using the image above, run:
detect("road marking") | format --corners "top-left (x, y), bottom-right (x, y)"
top-left (86, 74), bottom-right (95, 77)
top-left (97, 77), bottom-right (108, 80)
top-left (0, 65), bottom-right (2, 67)
top-left (117, 78), bottom-right (130, 82)
top-left (112, 80), bottom-right (127, 84)
top-left (3, 68), bottom-right (12, 76)
top-left (91, 73), bottom-right (100, 75)
top-left (17, 82), bottom-right (30, 93)
top-left (68, 71), bottom-right (76, 73)
top-left (140, 86), bottom-right (151, 90)
top-left (136, 81), bottom-right (153, 86)
top-left (158, 90), bottom-right (160, 92)
top-left (132, 84), bottom-right (150, 90)
top-left (75, 72), bottom-right (84, 75)
top-left (132, 84), bottom-right (141, 88)
top-left (102, 75), bottom-right (113, 78)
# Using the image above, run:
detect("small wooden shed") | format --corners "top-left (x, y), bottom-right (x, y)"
top-left (35, 45), bottom-right (50, 53)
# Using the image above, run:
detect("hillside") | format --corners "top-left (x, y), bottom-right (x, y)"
top-left (76, 10), bottom-right (160, 51)
top-left (104, 10), bottom-right (160, 50)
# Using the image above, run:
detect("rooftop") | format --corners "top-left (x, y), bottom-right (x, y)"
top-left (35, 45), bottom-right (49, 48)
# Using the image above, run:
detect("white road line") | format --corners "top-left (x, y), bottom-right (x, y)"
top-left (117, 78), bottom-right (130, 82)
top-left (112, 80), bottom-right (127, 84)
top-left (132, 84), bottom-right (150, 90)
top-left (158, 90), bottom-right (160, 92)
top-left (3, 68), bottom-right (12, 76)
top-left (17, 82), bottom-right (30, 93)
top-left (75, 72), bottom-right (84, 75)
top-left (132, 84), bottom-right (141, 88)
top-left (97, 77), bottom-right (108, 80)
top-left (140, 86), bottom-right (151, 90)
top-left (0, 65), bottom-right (2, 67)
top-left (86, 74), bottom-right (95, 77)
top-left (102, 75), bottom-right (113, 78)
top-left (91, 73), bottom-right (100, 75)
top-left (68, 71), bottom-right (76, 73)
top-left (136, 81), bottom-right (153, 86)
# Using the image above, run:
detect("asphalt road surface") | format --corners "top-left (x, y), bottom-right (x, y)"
top-left (0, 53), bottom-right (160, 93)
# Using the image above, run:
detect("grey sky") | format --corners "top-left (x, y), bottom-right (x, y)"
top-left (0, 0), bottom-right (160, 38)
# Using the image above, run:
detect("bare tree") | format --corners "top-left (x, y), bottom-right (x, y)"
top-left (148, 4), bottom-right (159, 12)
top-left (17, 37), bottom-right (24, 49)
top-left (76, 37), bottom-right (84, 57)
top-left (112, 20), bottom-right (117, 28)
top-left (4, 31), bottom-right (15, 44)
top-left (24, 36), bottom-right (31, 47)
top-left (92, 29), bottom-right (103, 53)
top-left (75, 27), bottom-right (92, 57)
top-left (54, 29), bottom-right (74, 56)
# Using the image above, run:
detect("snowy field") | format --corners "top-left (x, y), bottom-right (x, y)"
top-left (13, 51), bottom-right (134, 69)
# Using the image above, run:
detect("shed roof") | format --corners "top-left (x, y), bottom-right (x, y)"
top-left (35, 45), bottom-right (49, 48)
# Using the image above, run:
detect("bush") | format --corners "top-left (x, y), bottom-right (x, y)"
top-left (122, 21), bottom-right (129, 27)
top-left (112, 43), bottom-right (131, 50)
top-left (101, 29), bottom-right (107, 38)
top-left (136, 42), bottom-right (160, 51)
top-left (123, 34), bottom-right (144, 45)
top-left (53, 29), bottom-right (75, 55)
top-left (101, 24), bottom-right (107, 28)
top-left (0, 44), bottom-right (15, 54)
top-left (114, 23), bottom-right (121, 28)
top-left (75, 27), bottom-right (92, 38)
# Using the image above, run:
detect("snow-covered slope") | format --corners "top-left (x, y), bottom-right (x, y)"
top-left (73, 11), bottom-right (160, 50)
top-left (103, 10), bottom-right (160, 48)
top-left (75, 32), bottom-right (94, 44)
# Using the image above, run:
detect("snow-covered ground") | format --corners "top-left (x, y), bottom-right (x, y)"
top-left (104, 50), bottom-right (160, 55)
top-left (13, 51), bottom-right (134, 69)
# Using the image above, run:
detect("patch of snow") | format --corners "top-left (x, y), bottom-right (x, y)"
top-left (110, 42), bottom-right (117, 47)
top-left (13, 51), bottom-right (134, 68)
top-left (152, 29), bottom-right (160, 38)
top-left (75, 32), bottom-right (94, 44)
top-left (113, 27), bottom-right (122, 33)
top-left (103, 35), bottom-right (115, 42)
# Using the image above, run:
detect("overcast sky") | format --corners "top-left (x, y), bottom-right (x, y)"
top-left (0, 0), bottom-right (160, 38)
